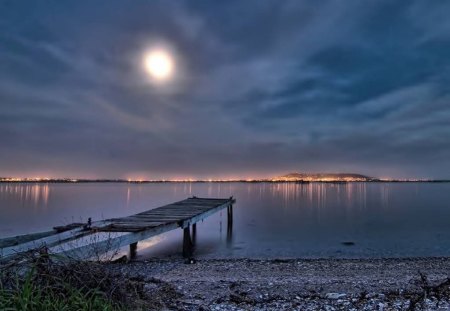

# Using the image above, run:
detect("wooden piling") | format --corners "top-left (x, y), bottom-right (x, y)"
top-left (192, 223), bottom-right (197, 246)
top-left (227, 204), bottom-right (233, 226)
top-left (130, 242), bottom-right (138, 259)
top-left (227, 204), bottom-right (233, 245)
top-left (183, 226), bottom-right (192, 258)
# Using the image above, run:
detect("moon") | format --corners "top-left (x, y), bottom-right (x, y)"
top-left (144, 49), bottom-right (174, 81)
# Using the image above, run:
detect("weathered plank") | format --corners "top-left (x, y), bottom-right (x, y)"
top-left (179, 200), bottom-right (234, 228)
top-left (0, 222), bottom-right (89, 249)
top-left (0, 230), bottom-right (57, 248)
top-left (0, 220), bottom-right (111, 260)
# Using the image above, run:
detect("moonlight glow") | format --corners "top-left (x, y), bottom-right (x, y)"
top-left (144, 50), bottom-right (174, 81)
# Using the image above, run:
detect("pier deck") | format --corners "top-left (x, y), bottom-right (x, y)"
top-left (0, 196), bottom-right (235, 262)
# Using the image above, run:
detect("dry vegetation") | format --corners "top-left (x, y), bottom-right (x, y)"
top-left (0, 247), bottom-right (149, 311)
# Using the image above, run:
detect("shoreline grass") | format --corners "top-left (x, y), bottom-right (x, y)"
top-left (0, 250), bottom-right (145, 311)
top-left (0, 272), bottom-right (123, 311)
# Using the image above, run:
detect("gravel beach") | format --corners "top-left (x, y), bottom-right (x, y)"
top-left (107, 257), bottom-right (450, 310)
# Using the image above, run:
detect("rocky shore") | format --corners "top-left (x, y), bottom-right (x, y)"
top-left (107, 257), bottom-right (450, 310)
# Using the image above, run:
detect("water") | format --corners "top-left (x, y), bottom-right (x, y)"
top-left (1, 182), bottom-right (450, 259)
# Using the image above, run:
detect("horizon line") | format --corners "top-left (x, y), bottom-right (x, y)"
top-left (0, 177), bottom-right (448, 183)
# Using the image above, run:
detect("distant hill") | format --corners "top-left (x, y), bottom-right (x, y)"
top-left (272, 172), bottom-right (376, 182)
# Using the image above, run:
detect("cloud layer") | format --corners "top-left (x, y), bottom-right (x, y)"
top-left (1, 0), bottom-right (449, 179)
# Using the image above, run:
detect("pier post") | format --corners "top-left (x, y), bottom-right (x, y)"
top-left (129, 242), bottom-right (138, 259)
top-left (227, 204), bottom-right (233, 245)
top-left (192, 223), bottom-right (197, 246)
top-left (183, 226), bottom-right (193, 258)
top-left (227, 204), bottom-right (233, 227)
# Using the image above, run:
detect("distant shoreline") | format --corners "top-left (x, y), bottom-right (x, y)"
top-left (0, 179), bottom-right (449, 183)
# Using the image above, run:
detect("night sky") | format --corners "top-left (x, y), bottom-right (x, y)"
top-left (1, 1), bottom-right (449, 179)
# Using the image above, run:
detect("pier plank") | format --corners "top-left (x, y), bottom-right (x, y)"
top-left (0, 230), bottom-right (58, 248)
top-left (0, 219), bottom-right (112, 260)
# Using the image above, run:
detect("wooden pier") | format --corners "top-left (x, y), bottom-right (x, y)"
top-left (0, 196), bottom-right (235, 262)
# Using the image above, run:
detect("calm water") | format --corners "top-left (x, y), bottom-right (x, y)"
top-left (1, 182), bottom-right (450, 259)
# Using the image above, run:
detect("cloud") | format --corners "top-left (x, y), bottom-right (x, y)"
top-left (0, 0), bottom-right (449, 179)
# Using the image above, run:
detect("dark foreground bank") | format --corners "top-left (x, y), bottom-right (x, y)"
top-left (3, 256), bottom-right (450, 310)
top-left (106, 257), bottom-right (450, 310)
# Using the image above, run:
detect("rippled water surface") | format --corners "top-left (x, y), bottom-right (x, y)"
top-left (1, 182), bottom-right (450, 258)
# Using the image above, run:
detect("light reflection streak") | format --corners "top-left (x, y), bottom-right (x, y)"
top-left (207, 183), bottom-right (212, 197)
top-left (126, 187), bottom-right (131, 208)
top-left (381, 184), bottom-right (389, 208)
top-left (0, 183), bottom-right (50, 209)
top-left (262, 182), bottom-right (375, 215)
top-left (181, 182), bottom-right (193, 196)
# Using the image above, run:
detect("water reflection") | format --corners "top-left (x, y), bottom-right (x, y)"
top-left (1, 182), bottom-right (450, 258)
top-left (264, 182), bottom-right (371, 210)
top-left (126, 187), bottom-right (131, 208)
top-left (0, 183), bottom-right (50, 208)
top-left (381, 184), bottom-right (390, 208)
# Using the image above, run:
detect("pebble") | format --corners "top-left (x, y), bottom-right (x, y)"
top-left (104, 257), bottom-right (450, 311)
top-left (325, 293), bottom-right (347, 299)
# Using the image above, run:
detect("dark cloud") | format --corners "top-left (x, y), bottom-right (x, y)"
top-left (0, 0), bottom-right (449, 179)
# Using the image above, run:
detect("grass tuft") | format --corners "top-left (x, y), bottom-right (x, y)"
top-left (0, 249), bottom-right (146, 311)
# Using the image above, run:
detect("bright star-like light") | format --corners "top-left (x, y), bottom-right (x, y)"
top-left (144, 49), bottom-right (174, 81)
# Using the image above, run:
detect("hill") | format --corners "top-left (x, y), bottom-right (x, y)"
top-left (272, 172), bottom-right (376, 182)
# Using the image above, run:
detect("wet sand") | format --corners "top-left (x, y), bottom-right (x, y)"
top-left (107, 257), bottom-right (450, 310)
